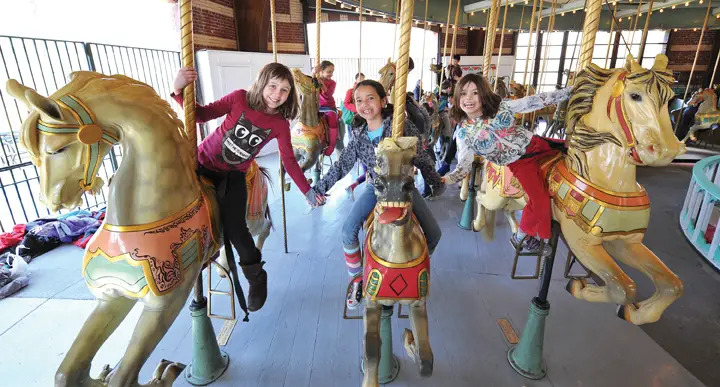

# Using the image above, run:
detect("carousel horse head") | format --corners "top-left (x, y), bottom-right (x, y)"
top-left (291, 68), bottom-right (324, 170)
top-left (373, 137), bottom-right (417, 226)
top-left (496, 77), bottom-right (510, 99)
top-left (688, 88), bottom-right (718, 113)
top-left (567, 54), bottom-right (684, 166)
top-left (378, 58), bottom-right (396, 93)
top-left (6, 72), bottom-right (186, 211)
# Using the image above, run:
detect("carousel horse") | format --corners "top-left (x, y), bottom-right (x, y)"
top-left (290, 68), bottom-right (343, 178)
top-left (480, 55), bottom-right (685, 325)
top-left (361, 136), bottom-right (433, 387)
top-left (682, 87), bottom-right (720, 142)
top-left (510, 81), bottom-right (557, 126)
top-left (6, 72), bottom-right (234, 386)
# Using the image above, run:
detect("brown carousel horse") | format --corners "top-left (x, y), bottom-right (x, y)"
top-left (682, 87), bottom-right (720, 143)
top-left (479, 55), bottom-right (685, 325)
top-left (6, 72), bottom-right (243, 386)
top-left (290, 68), bottom-right (344, 182)
top-left (360, 136), bottom-right (432, 387)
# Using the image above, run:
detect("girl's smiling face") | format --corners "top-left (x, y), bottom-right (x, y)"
top-left (320, 65), bottom-right (335, 79)
top-left (262, 77), bottom-right (291, 113)
top-left (459, 81), bottom-right (482, 119)
top-left (354, 85), bottom-right (386, 123)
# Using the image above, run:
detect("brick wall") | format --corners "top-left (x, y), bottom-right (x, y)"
top-left (169, 0), bottom-right (238, 51)
top-left (439, 28), bottom-right (469, 55)
top-left (667, 29), bottom-right (720, 88)
top-left (266, 0), bottom-right (306, 54)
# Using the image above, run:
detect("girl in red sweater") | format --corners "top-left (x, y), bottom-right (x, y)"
top-left (315, 61), bottom-right (339, 155)
top-left (173, 63), bottom-right (325, 312)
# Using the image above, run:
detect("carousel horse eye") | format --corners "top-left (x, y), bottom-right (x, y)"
top-left (48, 145), bottom-right (68, 155)
top-left (630, 93), bottom-right (642, 102)
top-left (375, 178), bottom-right (387, 192)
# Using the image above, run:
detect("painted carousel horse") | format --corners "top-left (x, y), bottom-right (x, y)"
top-left (481, 55), bottom-right (685, 325)
top-left (510, 81), bottom-right (557, 127)
top-left (291, 68), bottom-right (343, 182)
top-left (682, 87), bottom-right (720, 142)
top-left (6, 72), bottom-right (235, 386)
top-left (361, 136), bottom-right (433, 387)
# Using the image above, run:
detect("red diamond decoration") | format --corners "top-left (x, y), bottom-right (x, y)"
top-left (389, 274), bottom-right (408, 296)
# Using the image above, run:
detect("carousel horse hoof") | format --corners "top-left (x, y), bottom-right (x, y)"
top-left (616, 303), bottom-right (639, 322)
top-left (565, 278), bottom-right (587, 297)
top-left (402, 329), bottom-right (433, 377)
top-left (98, 364), bottom-right (113, 382)
top-left (149, 359), bottom-right (185, 386)
top-left (403, 329), bottom-right (416, 360)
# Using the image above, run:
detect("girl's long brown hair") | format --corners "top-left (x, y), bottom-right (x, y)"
top-left (450, 73), bottom-right (501, 122)
top-left (246, 62), bottom-right (299, 120)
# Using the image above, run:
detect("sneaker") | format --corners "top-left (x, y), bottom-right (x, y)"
top-left (511, 234), bottom-right (551, 256)
top-left (346, 277), bottom-right (363, 310)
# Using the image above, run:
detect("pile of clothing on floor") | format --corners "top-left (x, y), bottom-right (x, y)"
top-left (0, 208), bottom-right (105, 299)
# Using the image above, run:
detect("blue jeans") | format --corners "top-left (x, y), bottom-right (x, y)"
top-left (341, 184), bottom-right (441, 254)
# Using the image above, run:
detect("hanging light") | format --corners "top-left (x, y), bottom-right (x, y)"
top-left (561, 12), bottom-right (565, 16)
top-left (694, 28), bottom-right (698, 31)
top-left (483, 9), bottom-right (487, 13)
top-left (471, 12), bottom-right (475, 15)
top-left (685, 1), bottom-right (690, 5)
top-left (699, 0), bottom-right (703, 3)
top-left (672, 5), bottom-right (676, 9)
top-left (525, 0), bottom-right (529, 3)
top-left (639, 12), bottom-right (642, 16)
top-left (674, 28), bottom-right (678, 31)
top-left (510, 3), bottom-right (514, 7)
top-left (659, 8), bottom-right (663, 12)
top-left (572, 9), bottom-right (576, 13)
top-left (619, 17), bottom-right (623, 21)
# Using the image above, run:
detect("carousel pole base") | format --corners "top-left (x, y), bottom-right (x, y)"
top-left (507, 297), bottom-right (550, 380)
top-left (361, 305), bottom-right (401, 384)
top-left (458, 191), bottom-right (476, 230)
top-left (185, 298), bottom-right (230, 386)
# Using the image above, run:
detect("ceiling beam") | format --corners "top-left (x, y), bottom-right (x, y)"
top-left (464, 0), bottom-right (534, 13)
top-left (541, 0), bottom-right (586, 17)
top-left (614, 0), bottom-right (684, 18)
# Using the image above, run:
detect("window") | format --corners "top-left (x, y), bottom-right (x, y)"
top-left (615, 30), bottom-right (669, 68)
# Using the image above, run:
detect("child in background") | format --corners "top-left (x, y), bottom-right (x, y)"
top-left (315, 60), bottom-right (339, 155)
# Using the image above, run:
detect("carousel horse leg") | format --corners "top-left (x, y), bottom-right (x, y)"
top-left (508, 222), bottom-right (560, 380)
top-left (403, 302), bottom-right (433, 376)
top-left (459, 176), bottom-right (470, 201)
top-left (55, 296), bottom-right (136, 387)
top-left (504, 210), bottom-right (520, 235)
top-left (604, 240), bottom-right (683, 325)
top-left (459, 161), bottom-right (479, 230)
top-left (362, 302), bottom-right (382, 387)
top-left (313, 157), bottom-right (322, 184)
top-left (471, 199), bottom-right (487, 233)
top-left (105, 267), bottom-right (199, 387)
top-left (563, 231), bottom-right (637, 305)
top-left (255, 215), bottom-right (272, 251)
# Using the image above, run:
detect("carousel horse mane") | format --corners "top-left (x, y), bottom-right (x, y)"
top-left (564, 60), bottom-right (674, 176)
top-left (17, 71), bottom-right (189, 165)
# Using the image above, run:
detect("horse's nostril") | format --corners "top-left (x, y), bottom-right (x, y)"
top-left (648, 145), bottom-right (655, 153)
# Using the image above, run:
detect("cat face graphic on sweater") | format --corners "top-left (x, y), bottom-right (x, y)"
top-left (221, 112), bottom-right (271, 165)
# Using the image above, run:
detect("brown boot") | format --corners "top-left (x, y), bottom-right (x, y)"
top-left (241, 261), bottom-right (267, 312)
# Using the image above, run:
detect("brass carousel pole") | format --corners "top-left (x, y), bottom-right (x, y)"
top-left (180, 0), bottom-right (231, 384)
top-left (359, 0), bottom-right (364, 74)
top-left (420, 0), bottom-right (429, 91)
top-left (439, 0), bottom-right (453, 91)
top-left (392, 0), bottom-right (415, 139)
top-left (450, 0), bottom-right (461, 63)
top-left (484, 0), bottom-right (501, 78)
top-left (637, 0), bottom-right (655, 64)
top-left (509, 1), bottom-right (602, 380)
top-left (509, 6), bottom-right (526, 78)
top-left (604, 1), bottom-right (618, 68)
top-left (494, 0), bottom-right (510, 91)
top-left (271, 0), bottom-right (289, 254)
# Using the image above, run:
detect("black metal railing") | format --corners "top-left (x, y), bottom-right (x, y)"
top-left (0, 35), bottom-right (180, 232)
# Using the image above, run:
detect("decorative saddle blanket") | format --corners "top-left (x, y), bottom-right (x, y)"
top-left (549, 160), bottom-right (650, 236)
top-left (82, 194), bottom-right (218, 298)
top-left (485, 162), bottom-right (524, 199)
top-left (362, 221), bottom-right (430, 301)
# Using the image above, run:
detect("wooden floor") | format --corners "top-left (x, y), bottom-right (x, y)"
top-left (0, 154), bottom-right (707, 387)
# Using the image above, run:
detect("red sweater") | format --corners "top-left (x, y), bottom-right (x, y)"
top-left (318, 78), bottom-right (336, 110)
top-left (172, 90), bottom-right (311, 194)
top-left (343, 87), bottom-right (356, 113)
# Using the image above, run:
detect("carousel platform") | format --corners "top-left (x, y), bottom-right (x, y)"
top-left (0, 154), bottom-right (715, 387)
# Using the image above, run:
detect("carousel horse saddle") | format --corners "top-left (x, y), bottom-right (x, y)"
top-left (362, 212), bottom-right (430, 301)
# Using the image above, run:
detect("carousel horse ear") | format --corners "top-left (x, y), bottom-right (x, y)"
top-left (652, 54), bottom-right (669, 71)
top-left (6, 79), bottom-right (32, 108)
top-left (24, 88), bottom-right (64, 122)
top-left (625, 55), bottom-right (642, 73)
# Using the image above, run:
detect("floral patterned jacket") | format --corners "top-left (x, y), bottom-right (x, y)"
top-left (447, 87), bottom-right (571, 184)
top-left (313, 115), bottom-right (444, 195)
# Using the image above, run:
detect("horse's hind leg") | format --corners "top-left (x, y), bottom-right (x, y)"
top-left (362, 302), bottom-right (382, 387)
top-left (605, 240), bottom-right (683, 325)
top-left (404, 302), bottom-right (433, 376)
top-left (56, 296), bottom-right (136, 387)
top-left (564, 235), bottom-right (637, 305)
top-left (106, 271), bottom-right (197, 387)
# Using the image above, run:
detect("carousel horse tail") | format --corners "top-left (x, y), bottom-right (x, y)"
top-left (482, 207), bottom-right (497, 241)
top-left (257, 166), bottom-right (274, 228)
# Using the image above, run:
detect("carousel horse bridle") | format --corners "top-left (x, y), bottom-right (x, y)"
top-left (36, 95), bottom-right (119, 191)
top-left (606, 72), bottom-right (642, 164)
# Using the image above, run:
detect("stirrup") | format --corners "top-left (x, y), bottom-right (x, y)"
top-left (206, 258), bottom-right (236, 320)
top-left (342, 278), bottom-right (363, 320)
top-left (509, 234), bottom-right (543, 280)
